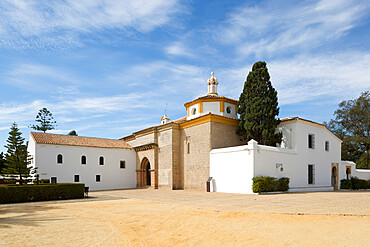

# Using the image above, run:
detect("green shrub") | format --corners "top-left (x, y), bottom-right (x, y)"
top-left (39, 179), bottom-right (50, 184)
top-left (276, 177), bottom-right (290, 191)
top-left (340, 179), bottom-right (351, 189)
top-left (351, 177), bottom-right (369, 190)
top-left (340, 177), bottom-right (369, 190)
top-left (252, 176), bottom-right (290, 193)
top-left (0, 183), bottom-right (85, 204)
top-left (3, 179), bottom-right (16, 184)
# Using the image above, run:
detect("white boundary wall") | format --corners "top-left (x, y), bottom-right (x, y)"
top-left (340, 161), bottom-right (370, 180)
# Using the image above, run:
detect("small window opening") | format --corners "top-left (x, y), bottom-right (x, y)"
top-left (74, 175), bottom-right (79, 182)
top-left (226, 106), bottom-right (231, 114)
top-left (308, 134), bottom-right (315, 149)
top-left (81, 155), bottom-right (87, 165)
top-left (99, 156), bottom-right (104, 165)
top-left (191, 108), bottom-right (197, 115)
top-left (57, 154), bottom-right (63, 164)
top-left (120, 161), bottom-right (126, 169)
top-left (308, 164), bottom-right (315, 184)
top-left (96, 175), bottom-right (101, 182)
top-left (325, 141), bottom-right (329, 151)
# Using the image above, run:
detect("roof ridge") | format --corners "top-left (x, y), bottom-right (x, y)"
top-left (31, 132), bottom-right (125, 142)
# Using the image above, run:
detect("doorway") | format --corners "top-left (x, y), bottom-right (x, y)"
top-left (146, 161), bottom-right (151, 186)
top-left (331, 163), bottom-right (338, 190)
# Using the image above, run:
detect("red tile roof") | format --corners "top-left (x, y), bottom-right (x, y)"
top-left (31, 132), bottom-right (132, 149)
top-left (172, 116), bottom-right (187, 124)
top-left (280, 117), bottom-right (326, 126)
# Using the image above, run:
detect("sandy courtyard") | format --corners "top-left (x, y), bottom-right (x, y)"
top-left (0, 189), bottom-right (369, 247)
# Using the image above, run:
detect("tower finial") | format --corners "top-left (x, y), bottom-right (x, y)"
top-left (161, 101), bottom-right (170, 124)
top-left (207, 72), bottom-right (218, 95)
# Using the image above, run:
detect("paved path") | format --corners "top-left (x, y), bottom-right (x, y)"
top-left (89, 189), bottom-right (370, 215)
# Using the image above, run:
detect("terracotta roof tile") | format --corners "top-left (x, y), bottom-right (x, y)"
top-left (31, 132), bottom-right (132, 149)
top-left (281, 117), bottom-right (326, 126)
top-left (172, 116), bottom-right (187, 124)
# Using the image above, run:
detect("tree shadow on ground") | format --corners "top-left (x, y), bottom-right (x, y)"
top-left (0, 204), bottom-right (63, 229)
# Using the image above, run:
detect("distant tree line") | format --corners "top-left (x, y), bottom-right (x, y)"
top-left (325, 91), bottom-right (369, 169)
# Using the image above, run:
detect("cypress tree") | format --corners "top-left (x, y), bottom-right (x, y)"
top-left (236, 61), bottom-right (282, 146)
top-left (2, 122), bottom-right (31, 184)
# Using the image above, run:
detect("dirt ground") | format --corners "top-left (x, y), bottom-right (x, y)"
top-left (0, 189), bottom-right (369, 247)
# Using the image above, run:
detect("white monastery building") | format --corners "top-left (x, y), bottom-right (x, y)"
top-left (28, 133), bottom-right (136, 191)
top-left (28, 73), bottom-right (369, 192)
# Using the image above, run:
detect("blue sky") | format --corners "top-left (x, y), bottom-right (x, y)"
top-left (0, 0), bottom-right (369, 152)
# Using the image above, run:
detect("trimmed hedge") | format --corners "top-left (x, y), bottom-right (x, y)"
top-left (340, 177), bottom-right (370, 190)
top-left (0, 183), bottom-right (85, 204)
top-left (252, 176), bottom-right (290, 193)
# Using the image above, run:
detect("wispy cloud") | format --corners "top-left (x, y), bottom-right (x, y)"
top-left (165, 42), bottom-right (193, 57)
top-left (218, 52), bottom-right (370, 105)
top-left (218, 0), bottom-right (370, 57)
top-left (3, 62), bottom-right (83, 92)
top-left (109, 60), bottom-right (208, 97)
top-left (0, 0), bottom-right (183, 49)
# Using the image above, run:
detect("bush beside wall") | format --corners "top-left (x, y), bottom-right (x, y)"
top-left (0, 183), bottom-right (85, 204)
top-left (252, 176), bottom-right (290, 193)
top-left (340, 177), bottom-right (370, 190)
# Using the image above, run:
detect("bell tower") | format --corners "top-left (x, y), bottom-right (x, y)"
top-left (207, 72), bottom-right (218, 95)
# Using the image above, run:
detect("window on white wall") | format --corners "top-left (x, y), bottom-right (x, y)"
top-left (74, 175), bottom-right (79, 182)
top-left (96, 175), bottom-right (101, 182)
top-left (99, 156), bottom-right (104, 165)
top-left (51, 177), bottom-right (57, 183)
top-left (226, 106), bottom-right (232, 114)
top-left (308, 164), bottom-right (315, 184)
top-left (325, 141), bottom-right (329, 151)
top-left (120, 161), bottom-right (126, 169)
top-left (57, 154), bottom-right (63, 164)
top-left (81, 155), bottom-right (87, 165)
top-left (308, 134), bottom-right (315, 149)
top-left (191, 108), bottom-right (196, 115)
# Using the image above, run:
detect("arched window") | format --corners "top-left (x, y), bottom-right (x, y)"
top-left (99, 156), bottom-right (104, 165)
top-left (81, 155), bottom-right (86, 165)
top-left (57, 154), bottom-right (63, 164)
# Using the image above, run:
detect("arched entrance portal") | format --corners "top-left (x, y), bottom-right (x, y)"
top-left (346, 167), bottom-right (350, 180)
top-left (138, 157), bottom-right (152, 187)
top-left (331, 164), bottom-right (338, 190)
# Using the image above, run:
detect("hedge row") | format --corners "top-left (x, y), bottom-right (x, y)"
top-left (252, 176), bottom-right (290, 193)
top-left (340, 177), bottom-right (370, 190)
top-left (0, 183), bottom-right (85, 204)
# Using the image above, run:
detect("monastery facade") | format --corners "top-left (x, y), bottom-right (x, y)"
top-left (28, 73), bottom-right (370, 192)
top-left (121, 72), bottom-right (244, 190)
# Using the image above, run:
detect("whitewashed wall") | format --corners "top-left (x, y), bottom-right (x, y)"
top-left (28, 138), bottom-right (136, 191)
top-left (340, 161), bottom-right (370, 180)
top-left (210, 144), bottom-right (254, 194)
top-left (210, 119), bottom-right (343, 194)
top-left (187, 101), bottom-right (238, 120)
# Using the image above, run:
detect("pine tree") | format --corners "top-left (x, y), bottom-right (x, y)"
top-left (0, 152), bottom-right (6, 173)
top-left (236, 61), bottom-right (282, 146)
top-left (2, 122), bottom-right (31, 184)
top-left (30, 108), bottom-right (57, 133)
